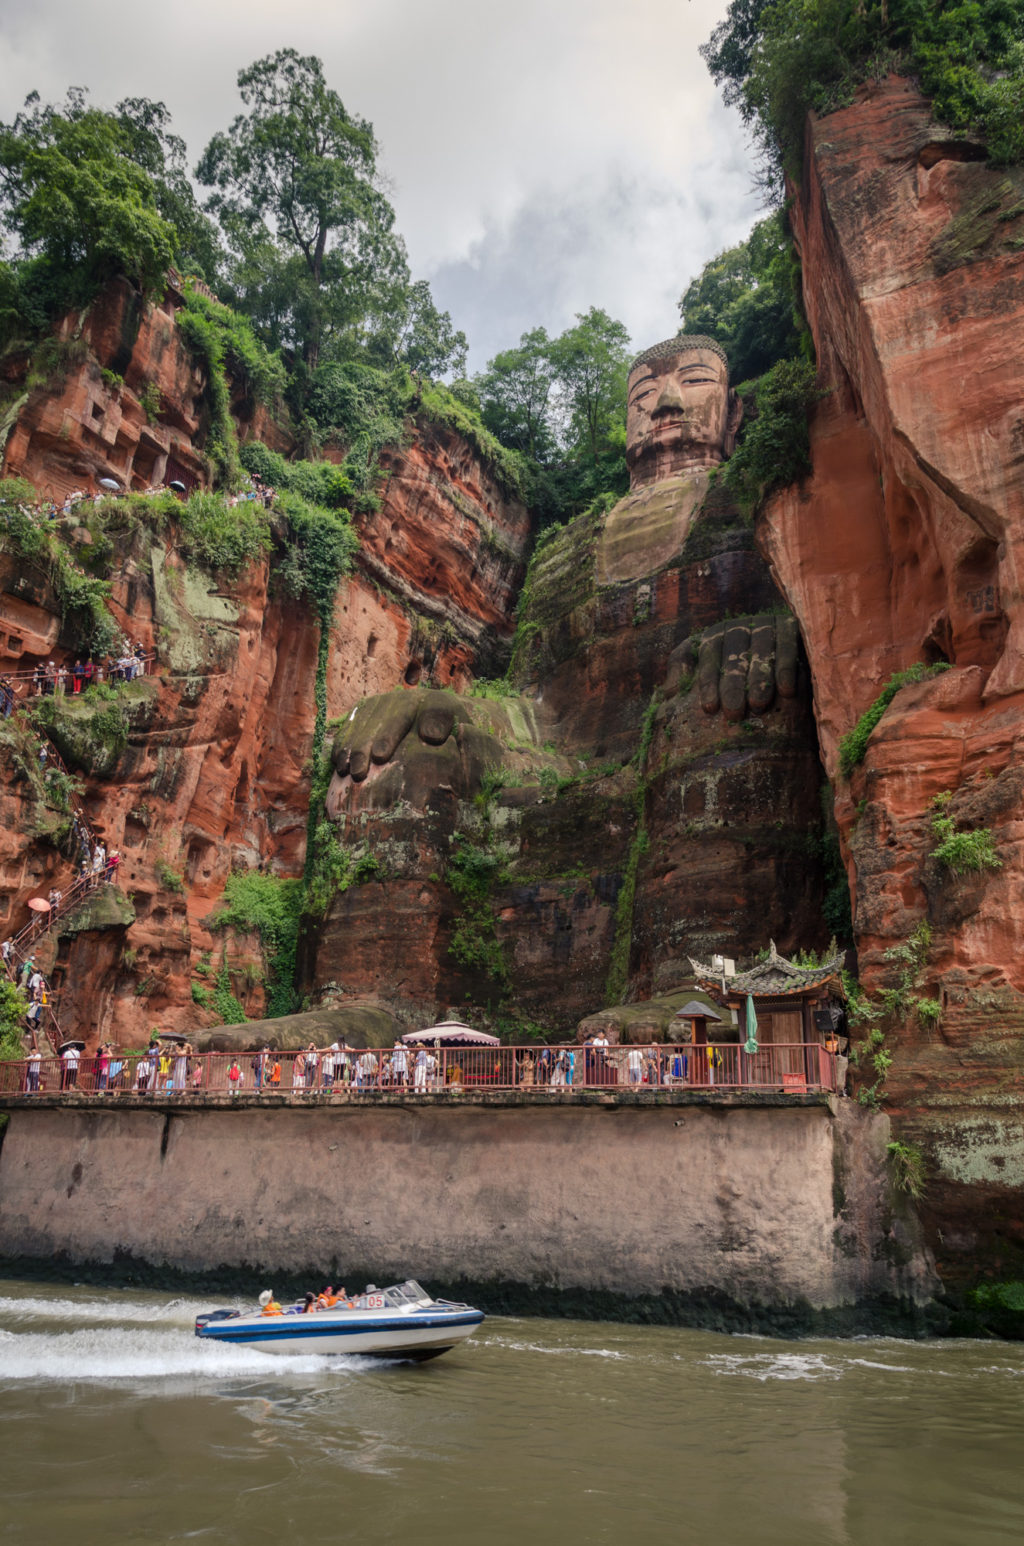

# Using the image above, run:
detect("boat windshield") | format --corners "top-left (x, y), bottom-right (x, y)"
top-left (382, 1280), bottom-right (430, 1307)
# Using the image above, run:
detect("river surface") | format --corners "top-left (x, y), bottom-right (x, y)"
top-left (1, 1278), bottom-right (1022, 1545)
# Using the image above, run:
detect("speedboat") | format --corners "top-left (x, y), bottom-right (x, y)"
top-left (194, 1279), bottom-right (484, 1360)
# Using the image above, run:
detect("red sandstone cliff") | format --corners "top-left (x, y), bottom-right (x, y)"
top-left (760, 76), bottom-right (1024, 1282)
top-left (0, 282), bottom-right (530, 1048)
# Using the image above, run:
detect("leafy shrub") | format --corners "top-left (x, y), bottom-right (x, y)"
top-left (138, 381), bottom-right (161, 424)
top-left (972, 1280), bottom-right (1024, 1314)
top-left (929, 793), bottom-right (1002, 876)
top-left (209, 872), bottom-right (303, 1018)
top-left (446, 835), bottom-right (509, 987)
top-left (238, 442), bottom-right (354, 509)
top-left (178, 491), bottom-right (270, 574)
top-left (273, 490), bottom-right (358, 625)
top-left (838, 663), bottom-right (951, 777)
top-left (210, 966), bottom-right (247, 1026)
top-left (887, 1139), bottom-right (926, 1199)
top-left (916, 997), bottom-right (943, 1026)
top-left (178, 288), bottom-right (284, 488)
top-left (156, 861), bottom-right (185, 893)
top-left (724, 357), bottom-right (823, 513)
top-left (181, 287), bottom-right (285, 406)
top-left (0, 478), bottom-right (119, 653)
top-left (0, 978), bottom-right (28, 1058)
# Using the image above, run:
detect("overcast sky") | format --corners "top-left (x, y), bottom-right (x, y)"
top-left (1, 0), bottom-right (762, 369)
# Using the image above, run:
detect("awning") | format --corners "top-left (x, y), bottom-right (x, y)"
top-left (402, 1021), bottom-right (500, 1047)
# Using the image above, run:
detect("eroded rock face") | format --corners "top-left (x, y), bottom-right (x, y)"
top-left (310, 465), bottom-right (830, 1031)
top-left (760, 76), bottom-right (1024, 1282)
top-left (364, 425), bottom-right (529, 682)
top-left (3, 277), bottom-right (215, 501)
top-left (0, 299), bottom-right (531, 1048)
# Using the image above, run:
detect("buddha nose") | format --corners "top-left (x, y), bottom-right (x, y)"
top-left (652, 380), bottom-right (686, 416)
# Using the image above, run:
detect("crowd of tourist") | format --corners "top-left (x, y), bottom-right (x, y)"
top-left (4, 466), bottom-right (278, 525)
top-left (24, 639), bottom-right (150, 699)
top-left (1, 946), bottom-right (54, 1042)
top-left (0, 1030), bottom-right (775, 1098)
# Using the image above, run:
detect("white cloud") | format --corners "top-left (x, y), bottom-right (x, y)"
top-left (0, 0), bottom-right (763, 367)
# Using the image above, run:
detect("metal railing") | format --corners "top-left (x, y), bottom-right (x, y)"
top-left (0, 1043), bottom-right (838, 1098)
top-left (0, 653), bottom-right (156, 692)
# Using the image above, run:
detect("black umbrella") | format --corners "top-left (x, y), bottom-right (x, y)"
top-left (168, 480), bottom-right (187, 494)
top-left (59, 1040), bottom-right (86, 1052)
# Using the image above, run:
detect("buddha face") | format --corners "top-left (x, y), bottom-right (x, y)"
top-left (626, 344), bottom-right (741, 488)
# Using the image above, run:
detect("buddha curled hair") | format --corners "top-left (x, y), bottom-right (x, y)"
top-left (629, 334), bottom-right (729, 377)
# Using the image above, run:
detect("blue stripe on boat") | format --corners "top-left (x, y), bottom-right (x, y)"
top-left (199, 1312), bottom-right (483, 1343)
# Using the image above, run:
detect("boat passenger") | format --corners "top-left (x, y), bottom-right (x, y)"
top-left (258, 1289), bottom-right (282, 1315)
top-left (301, 1292), bottom-right (316, 1313)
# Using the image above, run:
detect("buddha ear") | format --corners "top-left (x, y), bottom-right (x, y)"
top-left (723, 390), bottom-right (744, 457)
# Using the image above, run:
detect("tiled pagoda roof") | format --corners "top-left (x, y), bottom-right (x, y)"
top-left (689, 941), bottom-right (845, 1000)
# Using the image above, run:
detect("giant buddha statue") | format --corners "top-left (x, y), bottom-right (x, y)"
top-left (597, 333), bottom-right (743, 585)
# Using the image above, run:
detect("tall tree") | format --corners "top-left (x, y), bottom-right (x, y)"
top-left (197, 49), bottom-right (408, 372)
top-left (366, 278), bottom-right (468, 380)
top-left (114, 97), bottom-right (222, 282)
top-left (547, 307), bottom-right (631, 463)
top-left (678, 212), bottom-right (803, 384)
top-left (0, 90), bottom-right (178, 314)
top-left (476, 327), bottom-right (555, 459)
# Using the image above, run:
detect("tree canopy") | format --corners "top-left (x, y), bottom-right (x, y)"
top-left (477, 328), bottom-right (555, 460)
top-left (703, 0), bottom-right (1024, 190)
top-left (196, 49), bottom-right (467, 392)
top-left (0, 90), bottom-right (182, 332)
top-left (678, 212), bottom-right (803, 385)
top-left (197, 50), bottom-right (403, 374)
top-left (473, 308), bottom-right (631, 527)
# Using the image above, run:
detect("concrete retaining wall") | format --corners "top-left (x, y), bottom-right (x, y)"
top-left (0, 1097), bottom-right (936, 1313)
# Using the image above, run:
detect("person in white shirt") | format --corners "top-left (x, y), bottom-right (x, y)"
top-left (25, 1048), bottom-right (41, 1093)
top-left (60, 1044), bottom-right (80, 1090)
top-left (355, 1051), bottom-right (378, 1088)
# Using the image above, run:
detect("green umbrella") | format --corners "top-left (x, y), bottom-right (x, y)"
top-left (744, 994), bottom-right (759, 1055)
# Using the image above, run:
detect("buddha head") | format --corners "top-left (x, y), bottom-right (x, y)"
top-left (626, 334), bottom-right (742, 489)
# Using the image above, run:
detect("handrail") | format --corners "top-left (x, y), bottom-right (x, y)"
top-left (0, 653), bottom-right (157, 686)
top-left (0, 1043), bottom-right (840, 1098)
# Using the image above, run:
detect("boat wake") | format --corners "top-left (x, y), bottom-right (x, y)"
top-left (0, 1298), bottom-right (391, 1385)
top-left (0, 1292), bottom-right (214, 1326)
top-left (702, 1351), bottom-right (844, 1382)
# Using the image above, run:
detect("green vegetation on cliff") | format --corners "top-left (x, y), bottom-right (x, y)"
top-left (0, 477), bottom-right (119, 654)
top-left (679, 212), bottom-right (806, 386)
top-left (474, 308), bottom-right (631, 528)
top-left (928, 790), bottom-right (1002, 876)
top-left (704, 0), bottom-right (1024, 190)
top-left (838, 662), bottom-right (952, 777)
top-left (678, 201), bottom-right (818, 516)
top-left (0, 978), bottom-right (28, 1059)
top-left (723, 358), bottom-right (823, 514)
top-left (209, 872), bottom-right (304, 1019)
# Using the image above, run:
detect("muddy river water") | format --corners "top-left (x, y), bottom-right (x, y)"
top-left (1, 1278), bottom-right (1022, 1545)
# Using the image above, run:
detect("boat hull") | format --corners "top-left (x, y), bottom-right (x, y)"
top-left (196, 1307), bottom-right (484, 1359)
